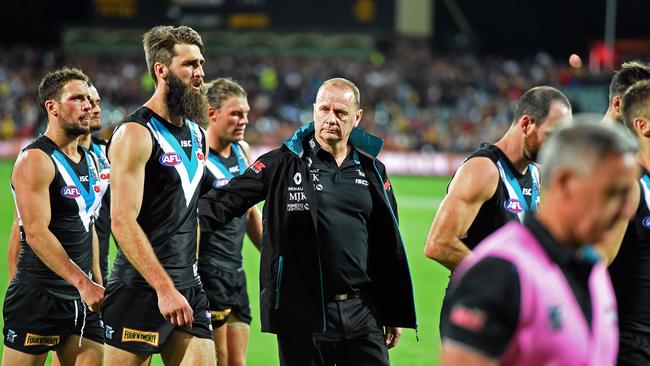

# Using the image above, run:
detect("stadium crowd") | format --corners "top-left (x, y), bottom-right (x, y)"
top-left (0, 40), bottom-right (611, 152)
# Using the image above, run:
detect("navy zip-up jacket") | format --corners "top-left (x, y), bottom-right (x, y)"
top-left (199, 123), bottom-right (417, 334)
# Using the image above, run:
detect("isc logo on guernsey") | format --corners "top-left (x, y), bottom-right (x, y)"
top-left (159, 153), bottom-right (182, 166)
top-left (61, 185), bottom-right (81, 198)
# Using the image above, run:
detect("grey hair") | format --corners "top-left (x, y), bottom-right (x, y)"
top-left (318, 78), bottom-right (361, 109)
top-left (539, 121), bottom-right (638, 188)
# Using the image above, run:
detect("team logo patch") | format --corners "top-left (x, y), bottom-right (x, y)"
top-left (196, 151), bottom-right (205, 161)
top-left (93, 185), bottom-right (101, 193)
top-left (105, 325), bottom-right (114, 340)
top-left (642, 216), bottom-right (650, 230)
top-left (250, 160), bottom-right (266, 174)
top-left (159, 152), bottom-right (182, 166)
top-left (61, 185), bottom-right (81, 198)
top-left (504, 198), bottom-right (523, 213)
top-left (449, 305), bottom-right (486, 331)
top-left (122, 327), bottom-right (159, 347)
top-left (548, 305), bottom-right (563, 331)
top-left (6, 329), bottom-right (16, 343)
top-left (24, 333), bottom-right (60, 347)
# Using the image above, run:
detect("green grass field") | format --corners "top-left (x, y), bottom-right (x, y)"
top-left (0, 160), bottom-right (451, 365)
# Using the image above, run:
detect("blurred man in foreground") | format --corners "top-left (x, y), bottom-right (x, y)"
top-left (441, 123), bottom-right (638, 366)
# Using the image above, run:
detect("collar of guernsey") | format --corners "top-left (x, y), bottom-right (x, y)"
top-left (90, 142), bottom-right (109, 169)
top-left (496, 158), bottom-right (540, 221)
top-left (639, 173), bottom-right (650, 214)
top-left (148, 116), bottom-right (204, 207)
top-left (206, 142), bottom-right (249, 181)
top-left (51, 148), bottom-right (99, 232)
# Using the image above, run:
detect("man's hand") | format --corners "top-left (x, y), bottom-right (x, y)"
top-left (157, 287), bottom-right (194, 328)
top-left (78, 278), bottom-right (104, 312)
top-left (384, 327), bottom-right (402, 349)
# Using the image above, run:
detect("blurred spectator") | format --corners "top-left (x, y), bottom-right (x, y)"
top-left (0, 40), bottom-right (615, 151)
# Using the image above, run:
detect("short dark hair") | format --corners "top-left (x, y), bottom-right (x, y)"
top-left (143, 25), bottom-right (204, 85)
top-left (513, 86), bottom-right (571, 124)
top-left (621, 79), bottom-right (650, 132)
top-left (204, 77), bottom-right (246, 110)
top-left (539, 122), bottom-right (638, 188)
top-left (37, 67), bottom-right (90, 113)
top-left (608, 61), bottom-right (650, 102)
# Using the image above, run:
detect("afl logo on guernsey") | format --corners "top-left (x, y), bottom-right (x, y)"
top-left (642, 216), bottom-right (650, 230)
top-left (212, 178), bottom-right (229, 188)
top-left (504, 198), bottom-right (523, 213)
top-left (159, 153), bottom-right (182, 166)
top-left (61, 185), bottom-right (81, 198)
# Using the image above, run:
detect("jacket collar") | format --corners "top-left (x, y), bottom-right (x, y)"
top-left (283, 122), bottom-right (384, 159)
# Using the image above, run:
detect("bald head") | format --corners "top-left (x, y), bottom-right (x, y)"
top-left (316, 78), bottom-right (361, 110)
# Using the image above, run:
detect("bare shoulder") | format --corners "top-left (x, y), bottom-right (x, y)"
top-left (12, 149), bottom-right (55, 188)
top-left (109, 122), bottom-right (152, 162)
top-left (447, 156), bottom-right (500, 203)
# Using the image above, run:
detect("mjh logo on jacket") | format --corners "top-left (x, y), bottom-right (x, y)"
top-left (504, 198), bottom-right (523, 213)
top-left (61, 185), bottom-right (81, 198)
top-left (159, 152), bottom-right (182, 166)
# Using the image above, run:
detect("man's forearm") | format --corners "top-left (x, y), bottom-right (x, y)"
top-left (25, 228), bottom-right (94, 289)
top-left (432, 238), bottom-right (473, 271)
top-left (91, 227), bottom-right (102, 286)
top-left (112, 217), bottom-right (175, 291)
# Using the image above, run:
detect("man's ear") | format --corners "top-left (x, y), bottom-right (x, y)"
top-left (613, 95), bottom-right (622, 114)
top-left (44, 100), bottom-right (57, 117)
top-left (518, 114), bottom-right (535, 135)
top-left (207, 107), bottom-right (218, 121)
top-left (154, 62), bottom-right (168, 82)
top-left (636, 117), bottom-right (650, 137)
top-left (354, 109), bottom-right (363, 127)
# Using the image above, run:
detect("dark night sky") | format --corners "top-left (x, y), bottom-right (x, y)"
top-left (2, 0), bottom-right (650, 58)
top-left (434, 0), bottom-right (650, 57)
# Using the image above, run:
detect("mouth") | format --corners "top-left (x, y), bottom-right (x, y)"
top-left (191, 78), bottom-right (203, 91)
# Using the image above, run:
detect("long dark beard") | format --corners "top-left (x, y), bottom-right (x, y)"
top-left (165, 73), bottom-right (208, 124)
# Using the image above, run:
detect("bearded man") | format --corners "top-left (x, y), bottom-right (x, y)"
top-left (101, 25), bottom-right (216, 366)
